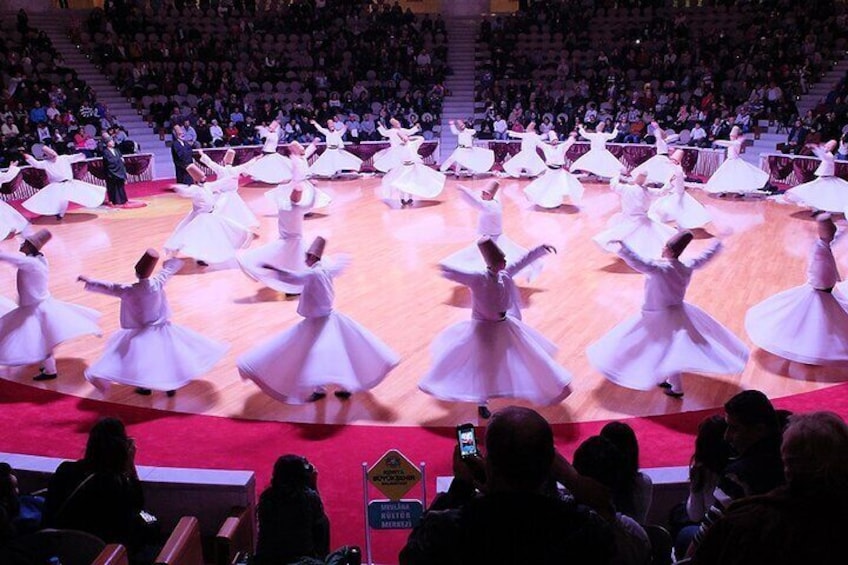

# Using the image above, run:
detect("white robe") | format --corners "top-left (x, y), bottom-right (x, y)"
top-left (0, 252), bottom-right (101, 366)
top-left (380, 137), bottom-right (446, 201)
top-left (440, 125), bottom-right (495, 174)
top-left (309, 124), bottom-right (363, 176)
top-left (587, 242), bottom-right (749, 389)
top-left (649, 163), bottom-right (711, 229)
top-left (524, 138), bottom-right (586, 207)
top-left (247, 128), bottom-right (293, 184)
top-left (373, 124), bottom-right (420, 173)
top-left (237, 258), bottom-right (400, 403)
top-left (21, 154), bottom-right (106, 216)
top-left (704, 138), bottom-right (769, 194)
top-left (631, 132), bottom-right (679, 185)
top-left (199, 153), bottom-right (259, 229)
top-left (785, 146), bottom-right (848, 212)
top-left (0, 165), bottom-right (29, 239)
top-left (502, 130), bottom-right (547, 178)
top-left (570, 126), bottom-right (625, 178)
top-left (420, 245), bottom-right (572, 405)
top-left (264, 144), bottom-right (332, 211)
top-left (83, 258), bottom-right (229, 391)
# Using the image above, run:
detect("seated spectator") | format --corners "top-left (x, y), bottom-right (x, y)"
top-left (687, 390), bottom-right (785, 557)
top-left (209, 119), bottom-right (224, 147)
top-left (400, 406), bottom-right (613, 564)
top-left (42, 417), bottom-right (157, 561)
top-left (600, 421), bottom-right (653, 523)
top-left (572, 436), bottom-right (652, 565)
top-left (1, 117), bottom-right (20, 142)
top-left (0, 463), bottom-right (21, 541)
top-left (694, 411), bottom-right (848, 564)
top-left (255, 455), bottom-right (330, 565)
top-left (690, 122), bottom-right (709, 148)
top-left (782, 119), bottom-right (808, 154)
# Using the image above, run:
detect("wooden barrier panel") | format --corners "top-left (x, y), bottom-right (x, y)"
top-left (91, 544), bottom-right (129, 565)
top-left (215, 506), bottom-right (254, 565)
top-left (155, 516), bottom-right (204, 565)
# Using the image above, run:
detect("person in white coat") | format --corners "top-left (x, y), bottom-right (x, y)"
top-left (747, 214), bottom-right (848, 364)
top-left (0, 229), bottom-right (101, 380)
top-left (570, 121), bottom-right (625, 179)
top-left (0, 161), bottom-right (29, 239)
top-left (373, 118), bottom-right (421, 173)
top-left (21, 147), bottom-right (105, 219)
top-left (439, 120), bottom-right (495, 176)
top-left (440, 181), bottom-right (540, 281)
top-left (198, 148), bottom-right (259, 229)
top-left (785, 140), bottom-right (848, 213)
top-left (265, 140), bottom-right (332, 211)
top-left (379, 134), bottom-right (446, 207)
top-left (238, 236), bottom-right (400, 403)
top-left (703, 126), bottom-right (769, 196)
top-left (79, 249), bottom-right (229, 396)
top-left (247, 120), bottom-right (294, 184)
top-left (309, 119), bottom-right (363, 177)
top-left (238, 184), bottom-right (313, 295)
top-left (164, 164), bottom-right (254, 265)
top-left (631, 122), bottom-right (680, 185)
top-left (586, 231), bottom-right (749, 397)
top-left (502, 121), bottom-right (547, 178)
top-left (649, 149), bottom-right (712, 230)
top-left (420, 237), bottom-right (570, 419)
top-left (524, 131), bottom-right (586, 207)
top-left (593, 172), bottom-right (677, 260)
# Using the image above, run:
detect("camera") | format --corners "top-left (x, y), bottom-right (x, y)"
top-left (456, 423), bottom-right (479, 459)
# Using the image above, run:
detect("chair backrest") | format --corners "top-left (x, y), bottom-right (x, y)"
top-left (91, 544), bottom-right (129, 565)
top-left (214, 506), bottom-right (254, 565)
top-left (643, 524), bottom-right (673, 565)
top-left (21, 528), bottom-right (106, 565)
top-left (155, 516), bottom-right (204, 565)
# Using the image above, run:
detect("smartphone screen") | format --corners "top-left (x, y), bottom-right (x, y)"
top-left (456, 424), bottom-right (478, 459)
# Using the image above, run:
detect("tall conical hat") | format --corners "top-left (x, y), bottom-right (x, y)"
top-left (24, 229), bottom-right (52, 251)
top-left (307, 236), bottom-right (326, 259)
top-left (825, 139), bottom-right (838, 153)
top-left (223, 149), bottom-right (236, 165)
top-left (666, 230), bottom-right (694, 257)
top-left (478, 237), bottom-right (505, 269)
top-left (187, 163), bottom-right (206, 183)
top-left (134, 248), bottom-right (159, 279)
top-left (548, 131), bottom-right (559, 143)
top-left (42, 146), bottom-right (58, 160)
top-left (670, 149), bottom-right (685, 164)
top-left (633, 171), bottom-right (648, 185)
top-left (482, 180), bottom-right (500, 199)
top-left (288, 141), bottom-right (304, 156)
top-left (730, 125), bottom-right (741, 137)
top-left (817, 213), bottom-right (836, 240)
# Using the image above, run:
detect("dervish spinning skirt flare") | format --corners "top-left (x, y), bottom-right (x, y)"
top-left (524, 168), bottom-right (586, 207)
top-left (502, 148), bottom-right (547, 178)
top-left (440, 235), bottom-right (540, 282)
top-left (0, 300), bottom-right (101, 365)
top-left (785, 176), bottom-right (848, 213)
top-left (22, 179), bottom-right (106, 216)
top-left (746, 287), bottom-right (848, 364)
top-left (0, 201), bottom-right (28, 239)
top-left (703, 159), bottom-right (769, 195)
top-left (247, 153), bottom-right (294, 184)
top-left (309, 146), bottom-right (363, 177)
top-left (380, 162), bottom-right (446, 200)
top-left (420, 316), bottom-right (572, 404)
top-left (86, 324), bottom-right (229, 391)
top-left (238, 312), bottom-right (400, 404)
top-left (593, 212), bottom-right (677, 260)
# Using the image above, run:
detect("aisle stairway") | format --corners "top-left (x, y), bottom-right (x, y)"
top-left (28, 10), bottom-right (172, 179)
top-left (439, 18), bottom-right (480, 164)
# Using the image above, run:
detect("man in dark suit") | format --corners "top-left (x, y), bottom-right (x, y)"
top-left (783, 119), bottom-right (809, 154)
top-left (102, 135), bottom-right (128, 206)
top-left (171, 125), bottom-right (194, 184)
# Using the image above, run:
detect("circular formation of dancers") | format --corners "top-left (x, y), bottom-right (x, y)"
top-left (2, 119), bottom-right (848, 420)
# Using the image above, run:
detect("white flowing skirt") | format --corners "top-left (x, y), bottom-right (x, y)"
top-left (247, 153), bottom-right (293, 184)
top-left (649, 191), bottom-right (711, 229)
top-left (593, 213), bottom-right (677, 260)
top-left (703, 158), bottom-right (769, 194)
top-left (439, 233), bottom-right (542, 282)
top-left (587, 303), bottom-right (749, 390)
top-left (85, 322), bottom-right (229, 391)
top-left (215, 191), bottom-right (259, 229)
top-left (745, 285), bottom-right (848, 364)
top-left (784, 176), bottom-right (848, 212)
top-left (238, 236), bottom-right (306, 294)
top-left (570, 149), bottom-right (625, 178)
top-left (309, 147), bottom-right (363, 177)
top-left (165, 211), bottom-right (253, 263)
top-left (631, 155), bottom-right (676, 185)
top-left (524, 168), bottom-right (586, 207)
top-left (0, 296), bottom-right (14, 316)
top-left (373, 146), bottom-right (409, 173)
top-left (22, 180), bottom-right (106, 216)
top-left (238, 312), bottom-right (400, 404)
top-left (419, 316), bottom-right (572, 405)
top-left (440, 146), bottom-right (495, 174)
top-left (0, 200), bottom-right (28, 239)
top-left (265, 181), bottom-right (332, 211)
top-left (502, 149), bottom-right (547, 178)
top-left (0, 298), bottom-right (101, 365)
top-left (380, 163), bottom-right (446, 199)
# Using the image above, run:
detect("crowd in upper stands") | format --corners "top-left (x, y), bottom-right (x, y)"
top-left (0, 10), bottom-right (133, 168)
top-left (473, 0), bottom-right (842, 148)
top-left (75, 0), bottom-right (449, 148)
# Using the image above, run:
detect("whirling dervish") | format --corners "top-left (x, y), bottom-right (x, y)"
top-left (703, 126), bottom-right (769, 197)
top-left (439, 119), bottom-right (495, 176)
top-left (570, 121), bottom-right (625, 179)
top-left (21, 147), bottom-right (105, 219)
top-left (309, 119), bottom-right (363, 178)
top-left (502, 121), bottom-right (546, 178)
top-left (524, 131), bottom-right (586, 208)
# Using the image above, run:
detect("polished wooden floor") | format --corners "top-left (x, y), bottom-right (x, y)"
top-left (1, 175), bottom-right (846, 427)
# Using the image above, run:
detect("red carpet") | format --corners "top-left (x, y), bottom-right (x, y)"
top-left (1, 379), bottom-right (847, 562)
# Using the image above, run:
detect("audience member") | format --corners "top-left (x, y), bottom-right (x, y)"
top-left (254, 455), bottom-right (330, 565)
top-left (600, 421), bottom-right (653, 524)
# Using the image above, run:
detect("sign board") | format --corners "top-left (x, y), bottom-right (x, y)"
top-left (367, 499), bottom-right (424, 530)
top-left (367, 449), bottom-right (422, 501)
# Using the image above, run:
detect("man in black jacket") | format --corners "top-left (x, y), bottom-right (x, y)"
top-left (102, 135), bottom-right (128, 206)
